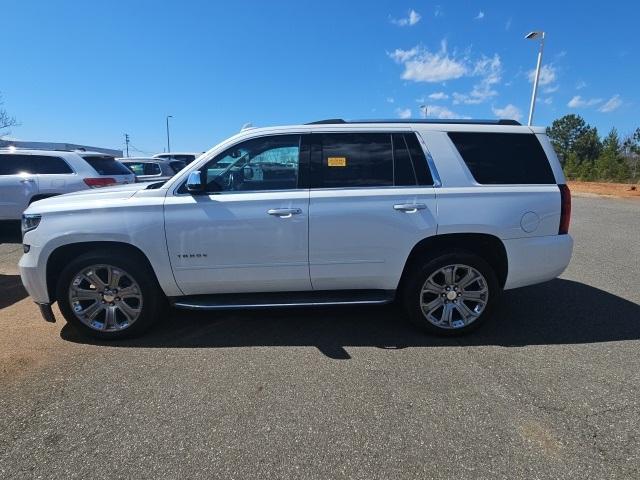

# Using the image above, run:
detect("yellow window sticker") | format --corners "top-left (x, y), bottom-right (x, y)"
top-left (327, 157), bottom-right (347, 167)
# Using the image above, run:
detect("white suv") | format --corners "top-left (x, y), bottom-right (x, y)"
top-left (19, 119), bottom-right (573, 339)
top-left (0, 149), bottom-right (135, 220)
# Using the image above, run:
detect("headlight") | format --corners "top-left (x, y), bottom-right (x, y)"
top-left (21, 214), bottom-right (42, 235)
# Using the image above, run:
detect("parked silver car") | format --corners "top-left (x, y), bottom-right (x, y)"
top-left (117, 157), bottom-right (185, 183)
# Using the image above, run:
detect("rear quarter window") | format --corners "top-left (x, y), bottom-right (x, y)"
top-left (447, 132), bottom-right (555, 185)
top-left (82, 156), bottom-right (132, 175)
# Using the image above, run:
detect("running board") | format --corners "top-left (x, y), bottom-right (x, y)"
top-left (171, 290), bottom-right (395, 311)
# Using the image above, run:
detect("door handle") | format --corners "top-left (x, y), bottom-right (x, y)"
top-left (20, 178), bottom-right (35, 184)
top-left (393, 203), bottom-right (427, 213)
top-left (267, 208), bottom-right (302, 218)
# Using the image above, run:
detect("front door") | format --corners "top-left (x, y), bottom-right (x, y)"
top-left (164, 134), bottom-right (311, 295)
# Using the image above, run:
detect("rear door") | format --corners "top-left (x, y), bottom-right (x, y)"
top-left (29, 154), bottom-right (75, 197)
top-left (308, 132), bottom-right (438, 291)
top-left (0, 154), bottom-right (38, 220)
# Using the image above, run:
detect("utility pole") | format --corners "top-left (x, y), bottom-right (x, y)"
top-left (124, 133), bottom-right (130, 157)
top-left (166, 115), bottom-right (173, 153)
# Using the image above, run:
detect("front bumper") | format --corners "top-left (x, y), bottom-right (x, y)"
top-left (18, 247), bottom-right (50, 304)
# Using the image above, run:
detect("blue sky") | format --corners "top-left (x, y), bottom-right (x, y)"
top-left (2, 0), bottom-right (637, 153)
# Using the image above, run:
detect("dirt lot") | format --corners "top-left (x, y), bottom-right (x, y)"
top-left (568, 180), bottom-right (640, 199)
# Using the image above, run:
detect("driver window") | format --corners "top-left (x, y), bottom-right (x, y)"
top-left (203, 135), bottom-right (300, 192)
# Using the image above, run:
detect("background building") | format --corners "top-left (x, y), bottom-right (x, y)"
top-left (0, 139), bottom-right (122, 157)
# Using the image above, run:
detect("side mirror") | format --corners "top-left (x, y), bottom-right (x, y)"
top-left (186, 171), bottom-right (205, 194)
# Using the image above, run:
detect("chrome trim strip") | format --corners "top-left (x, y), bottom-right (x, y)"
top-left (173, 299), bottom-right (392, 310)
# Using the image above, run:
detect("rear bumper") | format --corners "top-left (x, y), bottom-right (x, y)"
top-left (503, 234), bottom-right (573, 290)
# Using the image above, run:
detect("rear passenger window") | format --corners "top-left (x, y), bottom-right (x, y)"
top-left (392, 134), bottom-right (417, 186)
top-left (29, 155), bottom-right (73, 174)
top-left (0, 154), bottom-right (32, 175)
top-left (448, 132), bottom-right (555, 184)
top-left (404, 133), bottom-right (434, 185)
top-left (314, 133), bottom-right (393, 188)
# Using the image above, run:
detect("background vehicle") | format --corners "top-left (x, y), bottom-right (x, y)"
top-left (0, 149), bottom-right (135, 220)
top-left (19, 119), bottom-right (572, 339)
top-left (118, 157), bottom-right (185, 183)
top-left (153, 152), bottom-right (201, 165)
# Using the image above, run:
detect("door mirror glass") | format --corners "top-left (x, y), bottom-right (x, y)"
top-left (186, 171), bottom-right (204, 193)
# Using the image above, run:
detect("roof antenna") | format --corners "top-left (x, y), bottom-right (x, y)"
top-left (241, 122), bottom-right (253, 131)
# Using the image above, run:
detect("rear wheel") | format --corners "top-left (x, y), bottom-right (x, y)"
top-left (403, 251), bottom-right (499, 335)
top-left (56, 251), bottom-right (162, 339)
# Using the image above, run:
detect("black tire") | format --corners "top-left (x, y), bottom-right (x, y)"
top-left (402, 250), bottom-right (500, 336)
top-left (56, 250), bottom-right (163, 340)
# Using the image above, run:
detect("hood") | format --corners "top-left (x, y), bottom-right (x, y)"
top-left (25, 182), bottom-right (160, 214)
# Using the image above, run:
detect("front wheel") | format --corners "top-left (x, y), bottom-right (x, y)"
top-left (56, 251), bottom-right (163, 339)
top-left (403, 251), bottom-right (499, 335)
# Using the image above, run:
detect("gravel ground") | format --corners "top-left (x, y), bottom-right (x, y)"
top-left (0, 196), bottom-right (639, 479)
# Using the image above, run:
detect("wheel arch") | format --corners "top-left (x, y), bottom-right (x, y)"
top-left (46, 241), bottom-right (159, 302)
top-left (399, 233), bottom-right (508, 291)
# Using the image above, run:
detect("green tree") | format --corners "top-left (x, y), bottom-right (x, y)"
top-left (547, 114), bottom-right (600, 165)
top-left (594, 128), bottom-right (630, 181)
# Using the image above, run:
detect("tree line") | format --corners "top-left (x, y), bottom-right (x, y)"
top-left (547, 114), bottom-right (640, 183)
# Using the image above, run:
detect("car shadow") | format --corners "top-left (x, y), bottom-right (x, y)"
top-left (0, 221), bottom-right (22, 244)
top-left (0, 274), bottom-right (28, 309)
top-left (60, 279), bottom-right (640, 358)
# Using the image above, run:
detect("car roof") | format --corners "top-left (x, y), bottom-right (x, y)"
top-left (0, 148), bottom-right (109, 156)
top-left (117, 157), bottom-right (158, 162)
top-left (152, 152), bottom-right (199, 157)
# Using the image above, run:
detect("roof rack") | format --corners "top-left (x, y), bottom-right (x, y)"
top-left (306, 118), bottom-right (521, 126)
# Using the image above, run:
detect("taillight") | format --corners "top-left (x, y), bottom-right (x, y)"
top-left (84, 177), bottom-right (116, 188)
top-left (558, 184), bottom-right (571, 234)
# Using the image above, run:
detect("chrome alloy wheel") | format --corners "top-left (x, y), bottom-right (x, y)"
top-left (68, 264), bottom-right (143, 332)
top-left (419, 264), bottom-right (489, 329)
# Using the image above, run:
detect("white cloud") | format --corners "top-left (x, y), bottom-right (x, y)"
top-left (598, 95), bottom-right (622, 113)
top-left (543, 85), bottom-right (559, 94)
top-left (396, 108), bottom-right (412, 119)
top-left (390, 9), bottom-right (421, 26)
top-left (567, 95), bottom-right (602, 108)
top-left (505, 17), bottom-right (512, 30)
top-left (389, 40), bottom-right (468, 83)
top-left (543, 97), bottom-right (553, 105)
top-left (576, 80), bottom-right (587, 90)
top-left (474, 11), bottom-right (485, 20)
top-left (428, 91), bottom-right (449, 100)
top-left (422, 105), bottom-right (466, 119)
top-left (434, 5), bottom-right (443, 17)
top-left (386, 97), bottom-right (395, 104)
top-left (528, 64), bottom-right (556, 86)
top-left (452, 54), bottom-right (502, 105)
top-left (492, 104), bottom-right (522, 121)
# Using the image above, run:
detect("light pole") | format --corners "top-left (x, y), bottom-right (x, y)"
top-left (525, 31), bottom-right (545, 126)
top-left (165, 115), bottom-right (173, 153)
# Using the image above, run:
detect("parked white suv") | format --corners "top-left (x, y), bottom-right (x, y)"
top-left (19, 119), bottom-right (573, 339)
top-left (0, 149), bottom-right (135, 220)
